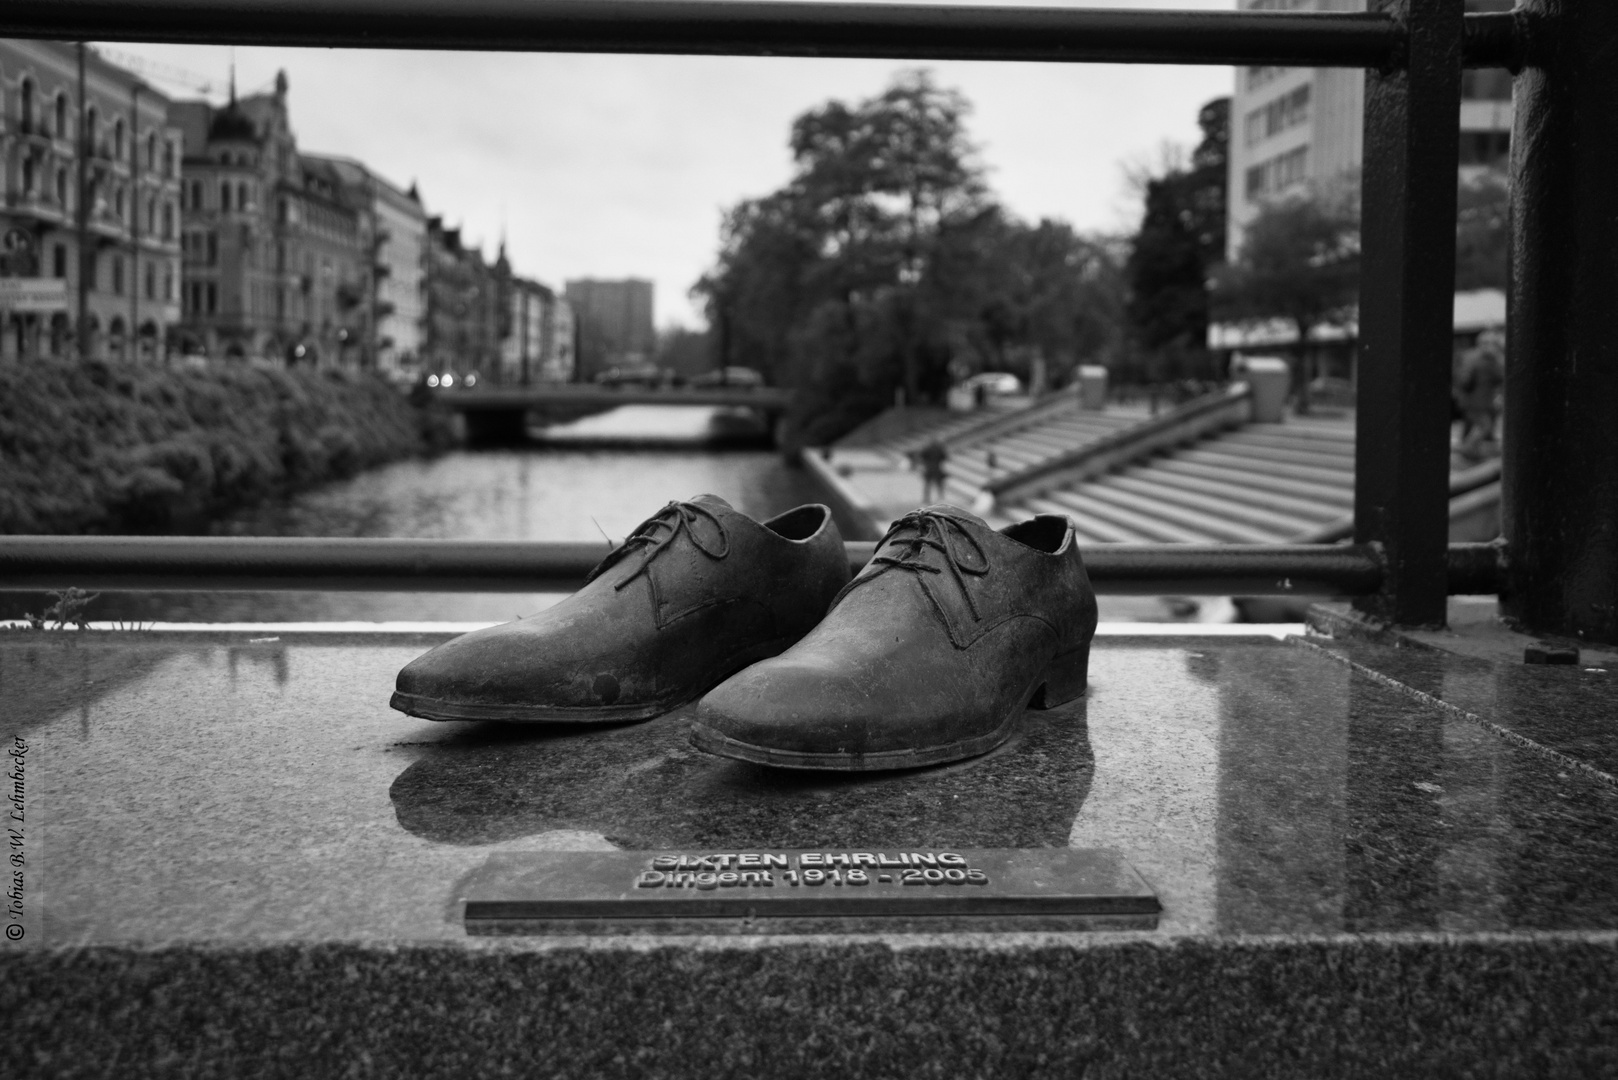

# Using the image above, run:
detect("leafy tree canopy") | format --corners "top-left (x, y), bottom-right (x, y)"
top-left (1124, 97), bottom-right (1230, 379)
top-left (695, 71), bottom-right (1128, 446)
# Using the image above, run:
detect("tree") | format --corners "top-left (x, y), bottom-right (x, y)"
top-left (1455, 168), bottom-right (1509, 291)
top-left (695, 71), bottom-right (992, 435)
top-left (1124, 97), bottom-right (1230, 382)
top-left (1213, 177), bottom-right (1360, 411)
top-left (696, 70), bottom-right (1130, 446)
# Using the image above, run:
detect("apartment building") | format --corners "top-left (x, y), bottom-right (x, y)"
top-left (1226, 0), bottom-right (1514, 260)
top-left (0, 41), bottom-right (182, 361)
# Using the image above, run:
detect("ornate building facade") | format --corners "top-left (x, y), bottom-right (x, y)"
top-left (307, 157), bottom-right (428, 380)
top-left (172, 72), bottom-right (369, 366)
top-left (422, 217), bottom-right (502, 381)
top-left (0, 40), bottom-right (182, 361)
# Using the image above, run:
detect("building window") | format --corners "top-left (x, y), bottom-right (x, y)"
top-left (115, 185), bottom-right (126, 221)
top-left (164, 269), bottom-right (174, 301)
top-left (21, 156), bottom-right (34, 195)
top-left (164, 141), bottom-right (176, 178)
top-left (55, 167), bottom-right (67, 206)
top-left (85, 107), bottom-right (97, 153)
top-left (207, 282), bottom-right (217, 314)
top-left (221, 182), bottom-right (231, 211)
top-left (52, 244), bottom-right (66, 278)
top-left (146, 132), bottom-right (157, 172)
top-left (1244, 85), bottom-right (1311, 147)
top-left (112, 255), bottom-right (124, 296)
top-left (54, 93), bottom-right (67, 138)
top-left (191, 179), bottom-right (203, 209)
top-left (144, 262), bottom-right (156, 299)
top-left (239, 181), bottom-right (250, 210)
top-left (114, 119), bottom-right (125, 161)
top-left (206, 232), bottom-right (217, 265)
top-left (162, 201), bottom-right (174, 239)
top-left (1246, 145), bottom-right (1311, 202)
top-left (19, 79), bottom-right (33, 130)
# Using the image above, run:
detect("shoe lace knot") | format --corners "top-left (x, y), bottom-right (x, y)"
top-left (586, 500), bottom-right (731, 590)
top-left (864, 510), bottom-right (990, 620)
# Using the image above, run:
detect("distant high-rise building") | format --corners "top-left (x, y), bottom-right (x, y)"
top-left (563, 277), bottom-right (654, 378)
top-left (1226, 0), bottom-right (1513, 260)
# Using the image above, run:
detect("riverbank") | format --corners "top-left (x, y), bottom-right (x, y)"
top-left (0, 359), bottom-right (452, 534)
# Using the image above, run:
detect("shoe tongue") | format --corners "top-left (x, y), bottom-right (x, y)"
top-left (689, 493), bottom-right (734, 513)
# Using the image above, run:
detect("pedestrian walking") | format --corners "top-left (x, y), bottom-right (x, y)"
top-left (918, 438), bottom-right (948, 503)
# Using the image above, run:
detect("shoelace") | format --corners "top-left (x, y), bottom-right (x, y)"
top-left (585, 500), bottom-right (731, 590)
top-left (858, 510), bottom-right (990, 621)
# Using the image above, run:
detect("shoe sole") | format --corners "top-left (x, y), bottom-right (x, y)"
top-left (688, 644), bottom-right (1089, 771)
top-left (389, 634), bottom-right (803, 724)
top-left (389, 690), bottom-right (670, 723)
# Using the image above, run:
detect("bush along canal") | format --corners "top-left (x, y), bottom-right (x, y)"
top-left (0, 358), bottom-right (453, 535)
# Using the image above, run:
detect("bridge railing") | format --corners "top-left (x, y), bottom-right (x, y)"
top-left (1, 1), bottom-right (1611, 640)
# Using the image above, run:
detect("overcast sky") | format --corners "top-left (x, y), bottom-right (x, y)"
top-left (104, 0), bottom-right (1235, 328)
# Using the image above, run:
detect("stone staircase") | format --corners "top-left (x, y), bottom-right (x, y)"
top-left (994, 412), bottom-right (1502, 544)
top-left (942, 406), bottom-right (1143, 505)
top-left (1002, 415), bottom-right (1357, 541)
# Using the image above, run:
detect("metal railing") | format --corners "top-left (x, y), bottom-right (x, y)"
top-left (0, 1), bottom-right (1611, 641)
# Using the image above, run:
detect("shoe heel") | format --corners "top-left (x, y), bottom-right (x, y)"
top-left (1030, 644), bottom-right (1089, 709)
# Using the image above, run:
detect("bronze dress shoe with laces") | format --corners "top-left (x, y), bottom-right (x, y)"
top-left (690, 505), bottom-right (1097, 770)
top-left (391, 495), bottom-right (850, 722)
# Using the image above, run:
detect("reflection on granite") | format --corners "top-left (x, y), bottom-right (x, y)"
top-left (2, 632), bottom-right (1614, 945)
top-left (1305, 636), bottom-right (1618, 780)
top-left (390, 700), bottom-right (1092, 852)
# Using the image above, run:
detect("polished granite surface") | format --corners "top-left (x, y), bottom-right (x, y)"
top-left (4, 628), bottom-right (1615, 945)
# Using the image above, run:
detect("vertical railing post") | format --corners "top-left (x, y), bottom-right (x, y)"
top-left (1352, 0), bottom-right (1463, 628)
top-left (1501, 2), bottom-right (1618, 647)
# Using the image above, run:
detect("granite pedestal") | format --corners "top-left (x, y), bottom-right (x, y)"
top-left (2, 622), bottom-right (1614, 1076)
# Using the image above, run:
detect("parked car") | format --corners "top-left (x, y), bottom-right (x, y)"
top-left (961, 371), bottom-right (1022, 397)
top-left (690, 366), bottom-right (765, 388)
top-left (594, 363), bottom-right (665, 387)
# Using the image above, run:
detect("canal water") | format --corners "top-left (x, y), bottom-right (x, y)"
top-left (43, 406), bottom-right (827, 624)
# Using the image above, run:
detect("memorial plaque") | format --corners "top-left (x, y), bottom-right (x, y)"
top-left (464, 848), bottom-right (1159, 928)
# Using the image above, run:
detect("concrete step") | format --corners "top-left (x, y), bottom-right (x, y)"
top-left (1023, 496), bottom-right (1157, 543)
top-left (1216, 430), bottom-right (1357, 460)
top-left (1127, 464), bottom-right (1354, 520)
top-left (1034, 489), bottom-right (1211, 543)
top-left (1194, 437), bottom-right (1355, 473)
top-left (1151, 458), bottom-right (1355, 508)
top-left (1082, 479), bottom-right (1286, 543)
top-left (1104, 471), bottom-right (1336, 537)
top-left (1176, 447), bottom-right (1356, 488)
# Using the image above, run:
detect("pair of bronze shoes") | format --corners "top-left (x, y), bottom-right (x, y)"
top-left (391, 494), bottom-right (1098, 771)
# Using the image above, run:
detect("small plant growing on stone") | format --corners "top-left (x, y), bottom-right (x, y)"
top-left (23, 587), bottom-right (100, 631)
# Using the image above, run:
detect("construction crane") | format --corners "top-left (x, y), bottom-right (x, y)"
top-left (90, 45), bottom-right (218, 98)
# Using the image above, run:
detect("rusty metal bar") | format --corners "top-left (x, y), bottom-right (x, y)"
top-left (0, 536), bottom-right (1502, 597)
top-left (1502, 0), bottom-right (1618, 645)
top-left (1351, 0), bottom-right (1464, 629)
top-left (0, 1), bottom-right (1510, 69)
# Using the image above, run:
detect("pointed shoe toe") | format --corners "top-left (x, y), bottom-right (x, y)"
top-left (691, 506), bottom-right (1096, 770)
top-left (390, 496), bottom-right (850, 722)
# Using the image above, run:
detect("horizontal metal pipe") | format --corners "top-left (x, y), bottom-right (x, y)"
top-left (0, 536), bottom-right (1502, 597)
top-left (4, 1), bottom-right (1412, 67)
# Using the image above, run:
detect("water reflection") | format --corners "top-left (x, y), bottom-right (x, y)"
top-left (7, 406), bottom-right (826, 624)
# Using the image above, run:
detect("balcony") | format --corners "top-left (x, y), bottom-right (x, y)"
top-left (4, 189), bottom-right (65, 224)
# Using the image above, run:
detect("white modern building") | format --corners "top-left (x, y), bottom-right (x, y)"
top-left (1226, 0), bottom-right (1513, 261)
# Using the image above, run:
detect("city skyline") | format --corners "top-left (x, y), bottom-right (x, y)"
top-left (102, 0), bottom-right (1232, 329)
